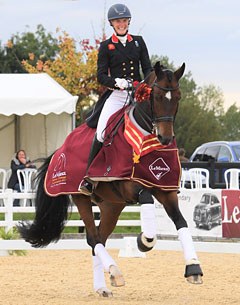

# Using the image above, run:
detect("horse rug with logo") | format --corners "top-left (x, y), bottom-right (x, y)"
top-left (45, 108), bottom-right (181, 196)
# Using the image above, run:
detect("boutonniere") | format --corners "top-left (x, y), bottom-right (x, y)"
top-left (108, 44), bottom-right (115, 50)
top-left (134, 82), bottom-right (152, 102)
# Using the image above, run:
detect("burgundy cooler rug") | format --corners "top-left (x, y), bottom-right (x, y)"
top-left (45, 108), bottom-right (181, 196)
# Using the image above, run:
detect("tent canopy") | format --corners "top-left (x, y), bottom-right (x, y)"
top-left (0, 73), bottom-right (77, 115)
top-left (0, 73), bottom-right (78, 169)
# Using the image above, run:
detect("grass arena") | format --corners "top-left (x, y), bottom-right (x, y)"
top-left (0, 249), bottom-right (240, 305)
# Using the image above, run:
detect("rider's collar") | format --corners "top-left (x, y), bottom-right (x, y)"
top-left (111, 33), bottom-right (133, 43)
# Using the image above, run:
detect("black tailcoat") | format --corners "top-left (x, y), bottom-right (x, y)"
top-left (97, 34), bottom-right (152, 88)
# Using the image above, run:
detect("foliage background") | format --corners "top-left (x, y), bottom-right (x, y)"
top-left (1, 26), bottom-right (240, 156)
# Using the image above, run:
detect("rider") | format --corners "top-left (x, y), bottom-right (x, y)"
top-left (80, 3), bottom-right (152, 195)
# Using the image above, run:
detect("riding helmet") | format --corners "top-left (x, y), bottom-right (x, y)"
top-left (107, 3), bottom-right (131, 21)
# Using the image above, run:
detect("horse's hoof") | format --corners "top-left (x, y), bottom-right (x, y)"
top-left (185, 261), bottom-right (203, 284)
top-left (186, 275), bottom-right (203, 284)
top-left (137, 232), bottom-right (157, 252)
top-left (96, 287), bottom-right (113, 297)
top-left (109, 265), bottom-right (125, 287)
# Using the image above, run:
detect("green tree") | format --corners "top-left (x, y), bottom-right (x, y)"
top-left (221, 104), bottom-right (240, 140)
top-left (149, 55), bottom-right (228, 156)
top-left (0, 24), bottom-right (59, 73)
top-left (22, 31), bottom-right (103, 125)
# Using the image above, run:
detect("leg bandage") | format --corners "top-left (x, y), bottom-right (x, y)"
top-left (92, 255), bottom-right (106, 291)
top-left (140, 203), bottom-right (157, 239)
top-left (178, 227), bottom-right (198, 262)
top-left (94, 243), bottom-right (116, 272)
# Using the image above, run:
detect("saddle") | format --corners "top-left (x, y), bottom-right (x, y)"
top-left (45, 107), bottom-right (181, 197)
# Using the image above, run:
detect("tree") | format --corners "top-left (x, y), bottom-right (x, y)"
top-left (198, 84), bottom-right (225, 117)
top-left (0, 25), bottom-right (59, 73)
top-left (149, 55), bottom-right (228, 156)
top-left (221, 104), bottom-right (240, 140)
top-left (22, 31), bottom-right (104, 125)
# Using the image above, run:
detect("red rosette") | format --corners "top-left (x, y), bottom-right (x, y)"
top-left (134, 83), bottom-right (152, 102)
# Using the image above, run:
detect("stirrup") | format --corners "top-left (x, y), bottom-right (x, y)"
top-left (80, 181), bottom-right (93, 196)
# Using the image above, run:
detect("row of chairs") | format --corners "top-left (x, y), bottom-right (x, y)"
top-left (0, 168), bottom-right (37, 206)
top-left (181, 168), bottom-right (240, 190)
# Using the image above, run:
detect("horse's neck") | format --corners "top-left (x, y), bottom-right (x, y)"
top-left (132, 102), bottom-right (152, 133)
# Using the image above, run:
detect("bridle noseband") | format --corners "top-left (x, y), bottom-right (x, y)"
top-left (150, 77), bottom-right (180, 125)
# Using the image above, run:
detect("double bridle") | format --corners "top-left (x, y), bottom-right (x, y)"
top-left (149, 77), bottom-right (180, 125)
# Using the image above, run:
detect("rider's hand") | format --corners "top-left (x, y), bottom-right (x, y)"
top-left (114, 78), bottom-right (129, 90)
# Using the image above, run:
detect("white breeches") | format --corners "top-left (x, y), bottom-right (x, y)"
top-left (96, 90), bottom-right (131, 142)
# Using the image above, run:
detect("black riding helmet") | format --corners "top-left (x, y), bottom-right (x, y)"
top-left (108, 3), bottom-right (131, 22)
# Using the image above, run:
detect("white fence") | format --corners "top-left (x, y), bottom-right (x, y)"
top-left (1, 190), bottom-right (240, 254)
top-left (0, 189), bottom-right (141, 232)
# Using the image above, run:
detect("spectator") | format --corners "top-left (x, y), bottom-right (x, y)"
top-left (7, 150), bottom-right (36, 206)
top-left (179, 148), bottom-right (189, 162)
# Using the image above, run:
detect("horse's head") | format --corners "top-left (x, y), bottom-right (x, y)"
top-left (141, 61), bottom-right (185, 145)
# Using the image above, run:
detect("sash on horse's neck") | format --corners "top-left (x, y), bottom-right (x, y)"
top-left (124, 108), bottom-right (166, 163)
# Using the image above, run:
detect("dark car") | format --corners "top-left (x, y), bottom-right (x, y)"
top-left (189, 141), bottom-right (240, 162)
top-left (193, 193), bottom-right (221, 230)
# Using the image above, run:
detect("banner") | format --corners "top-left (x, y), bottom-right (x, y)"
top-left (222, 190), bottom-right (240, 238)
top-left (156, 189), bottom-right (222, 238)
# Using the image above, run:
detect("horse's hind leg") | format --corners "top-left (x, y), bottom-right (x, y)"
top-left (155, 191), bottom-right (203, 284)
top-left (96, 201), bottom-right (126, 288)
top-left (72, 195), bottom-right (113, 297)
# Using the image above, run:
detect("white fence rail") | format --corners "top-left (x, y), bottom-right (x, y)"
top-left (0, 189), bottom-right (141, 232)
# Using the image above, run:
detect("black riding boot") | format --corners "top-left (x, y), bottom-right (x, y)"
top-left (80, 134), bottom-right (103, 195)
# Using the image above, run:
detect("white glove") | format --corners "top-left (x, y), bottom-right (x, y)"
top-left (115, 78), bottom-right (129, 90)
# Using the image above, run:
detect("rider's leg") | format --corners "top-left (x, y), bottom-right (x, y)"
top-left (80, 135), bottom-right (103, 195)
top-left (80, 90), bottom-right (130, 195)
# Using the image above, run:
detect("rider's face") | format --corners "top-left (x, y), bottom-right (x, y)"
top-left (111, 18), bottom-right (129, 35)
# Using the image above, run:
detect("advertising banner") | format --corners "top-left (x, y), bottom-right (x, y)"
top-left (222, 190), bottom-right (240, 238)
top-left (155, 189), bottom-right (222, 238)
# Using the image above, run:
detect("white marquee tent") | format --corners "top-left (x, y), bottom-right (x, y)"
top-left (0, 73), bottom-right (78, 169)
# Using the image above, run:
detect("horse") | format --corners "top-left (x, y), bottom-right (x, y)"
top-left (18, 62), bottom-right (203, 298)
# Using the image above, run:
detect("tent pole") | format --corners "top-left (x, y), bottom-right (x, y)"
top-left (71, 112), bottom-right (76, 130)
top-left (14, 115), bottom-right (20, 152)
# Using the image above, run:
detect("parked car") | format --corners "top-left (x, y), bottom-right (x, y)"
top-left (193, 193), bottom-right (221, 230)
top-left (189, 141), bottom-right (240, 162)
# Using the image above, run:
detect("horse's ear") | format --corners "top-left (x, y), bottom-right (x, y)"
top-left (174, 63), bottom-right (185, 81)
top-left (154, 61), bottom-right (164, 79)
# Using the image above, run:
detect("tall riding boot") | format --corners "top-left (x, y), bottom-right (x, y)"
top-left (80, 134), bottom-right (103, 196)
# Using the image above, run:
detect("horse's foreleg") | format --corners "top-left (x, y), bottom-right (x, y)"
top-left (158, 192), bottom-right (203, 284)
top-left (137, 189), bottom-right (157, 252)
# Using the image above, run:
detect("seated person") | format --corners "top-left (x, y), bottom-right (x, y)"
top-left (7, 150), bottom-right (36, 206)
top-left (178, 148), bottom-right (189, 162)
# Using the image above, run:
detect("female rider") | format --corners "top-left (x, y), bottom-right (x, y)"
top-left (81, 3), bottom-right (152, 195)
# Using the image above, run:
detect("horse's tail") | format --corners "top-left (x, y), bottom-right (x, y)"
top-left (18, 153), bottom-right (71, 248)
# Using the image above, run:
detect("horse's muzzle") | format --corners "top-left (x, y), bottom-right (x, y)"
top-left (157, 135), bottom-right (173, 145)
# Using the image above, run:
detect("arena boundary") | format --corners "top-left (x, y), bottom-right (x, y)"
top-left (0, 238), bottom-right (240, 254)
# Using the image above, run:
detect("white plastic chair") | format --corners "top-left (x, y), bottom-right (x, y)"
top-left (224, 168), bottom-right (240, 189)
top-left (188, 168), bottom-right (210, 189)
top-left (180, 169), bottom-right (188, 189)
top-left (0, 168), bottom-right (7, 192)
top-left (17, 168), bottom-right (37, 206)
top-left (0, 169), bottom-right (7, 206)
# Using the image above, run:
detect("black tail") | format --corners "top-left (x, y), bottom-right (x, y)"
top-left (18, 154), bottom-right (71, 248)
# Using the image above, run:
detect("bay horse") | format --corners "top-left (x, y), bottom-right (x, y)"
top-left (18, 62), bottom-right (203, 297)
